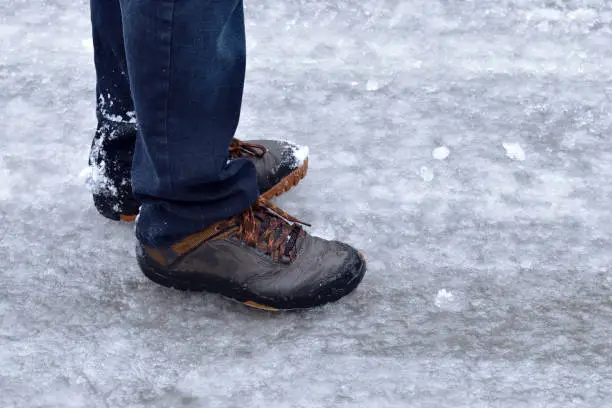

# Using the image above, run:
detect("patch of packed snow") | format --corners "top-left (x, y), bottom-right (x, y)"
top-left (432, 146), bottom-right (450, 160)
top-left (503, 142), bottom-right (526, 161)
top-left (435, 289), bottom-right (454, 307)
top-left (434, 289), bottom-right (466, 312)
top-left (419, 166), bottom-right (434, 182)
top-left (366, 79), bottom-right (380, 91)
top-left (290, 143), bottom-right (310, 167)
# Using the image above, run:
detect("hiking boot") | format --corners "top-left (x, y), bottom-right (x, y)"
top-left (87, 127), bottom-right (309, 222)
top-left (136, 198), bottom-right (366, 310)
top-left (230, 139), bottom-right (309, 200)
top-left (87, 121), bottom-right (140, 222)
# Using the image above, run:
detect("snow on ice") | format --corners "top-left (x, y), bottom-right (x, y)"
top-left (432, 146), bottom-right (450, 161)
top-left (503, 142), bottom-right (526, 161)
top-left (2, 0), bottom-right (612, 407)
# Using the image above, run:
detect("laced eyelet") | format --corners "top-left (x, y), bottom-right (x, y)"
top-left (236, 197), bottom-right (310, 264)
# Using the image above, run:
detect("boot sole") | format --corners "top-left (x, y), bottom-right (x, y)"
top-left (260, 159), bottom-right (309, 200)
top-left (138, 249), bottom-right (366, 311)
top-left (110, 159), bottom-right (309, 222)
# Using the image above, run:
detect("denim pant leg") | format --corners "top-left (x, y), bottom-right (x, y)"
top-left (89, 0), bottom-right (139, 215)
top-left (90, 0), bottom-right (135, 124)
top-left (92, 0), bottom-right (259, 247)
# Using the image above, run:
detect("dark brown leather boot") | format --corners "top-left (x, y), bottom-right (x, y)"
top-left (136, 198), bottom-right (366, 311)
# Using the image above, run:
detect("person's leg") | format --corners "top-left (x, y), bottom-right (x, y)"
top-left (119, 0), bottom-right (259, 247)
top-left (90, 0), bottom-right (134, 124)
top-left (89, 0), bottom-right (140, 219)
top-left (89, 0), bottom-right (366, 310)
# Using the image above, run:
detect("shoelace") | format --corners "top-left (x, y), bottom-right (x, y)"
top-left (237, 197), bottom-right (311, 263)
top-left (229, 138), bottom-right (267, 159)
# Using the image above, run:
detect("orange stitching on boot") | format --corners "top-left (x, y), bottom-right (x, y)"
top-left (171, 224), bottom-right (238, 255)
top-left (244, 301), bottom-right (280, 311)
top-left (145, 247), bottom-right (167, 266)
top-left (211, 228), bottom-right (237, 242)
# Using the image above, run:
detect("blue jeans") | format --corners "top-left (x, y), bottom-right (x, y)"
top-left (90, 0), bottom-right (259, 247)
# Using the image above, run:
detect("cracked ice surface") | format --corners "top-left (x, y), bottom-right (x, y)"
top-left (1, 0), bottom-right (612, 407)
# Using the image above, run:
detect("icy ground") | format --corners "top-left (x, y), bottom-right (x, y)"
top-left (2, 0), bottom-right (612, 407)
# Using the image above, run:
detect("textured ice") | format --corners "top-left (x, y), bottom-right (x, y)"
top-left (0, 167), bottom-right (12, 201)
top-left (335, 151), bottom-right (359, 167)
top-left (3, 0), bottom-right (612, 407)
